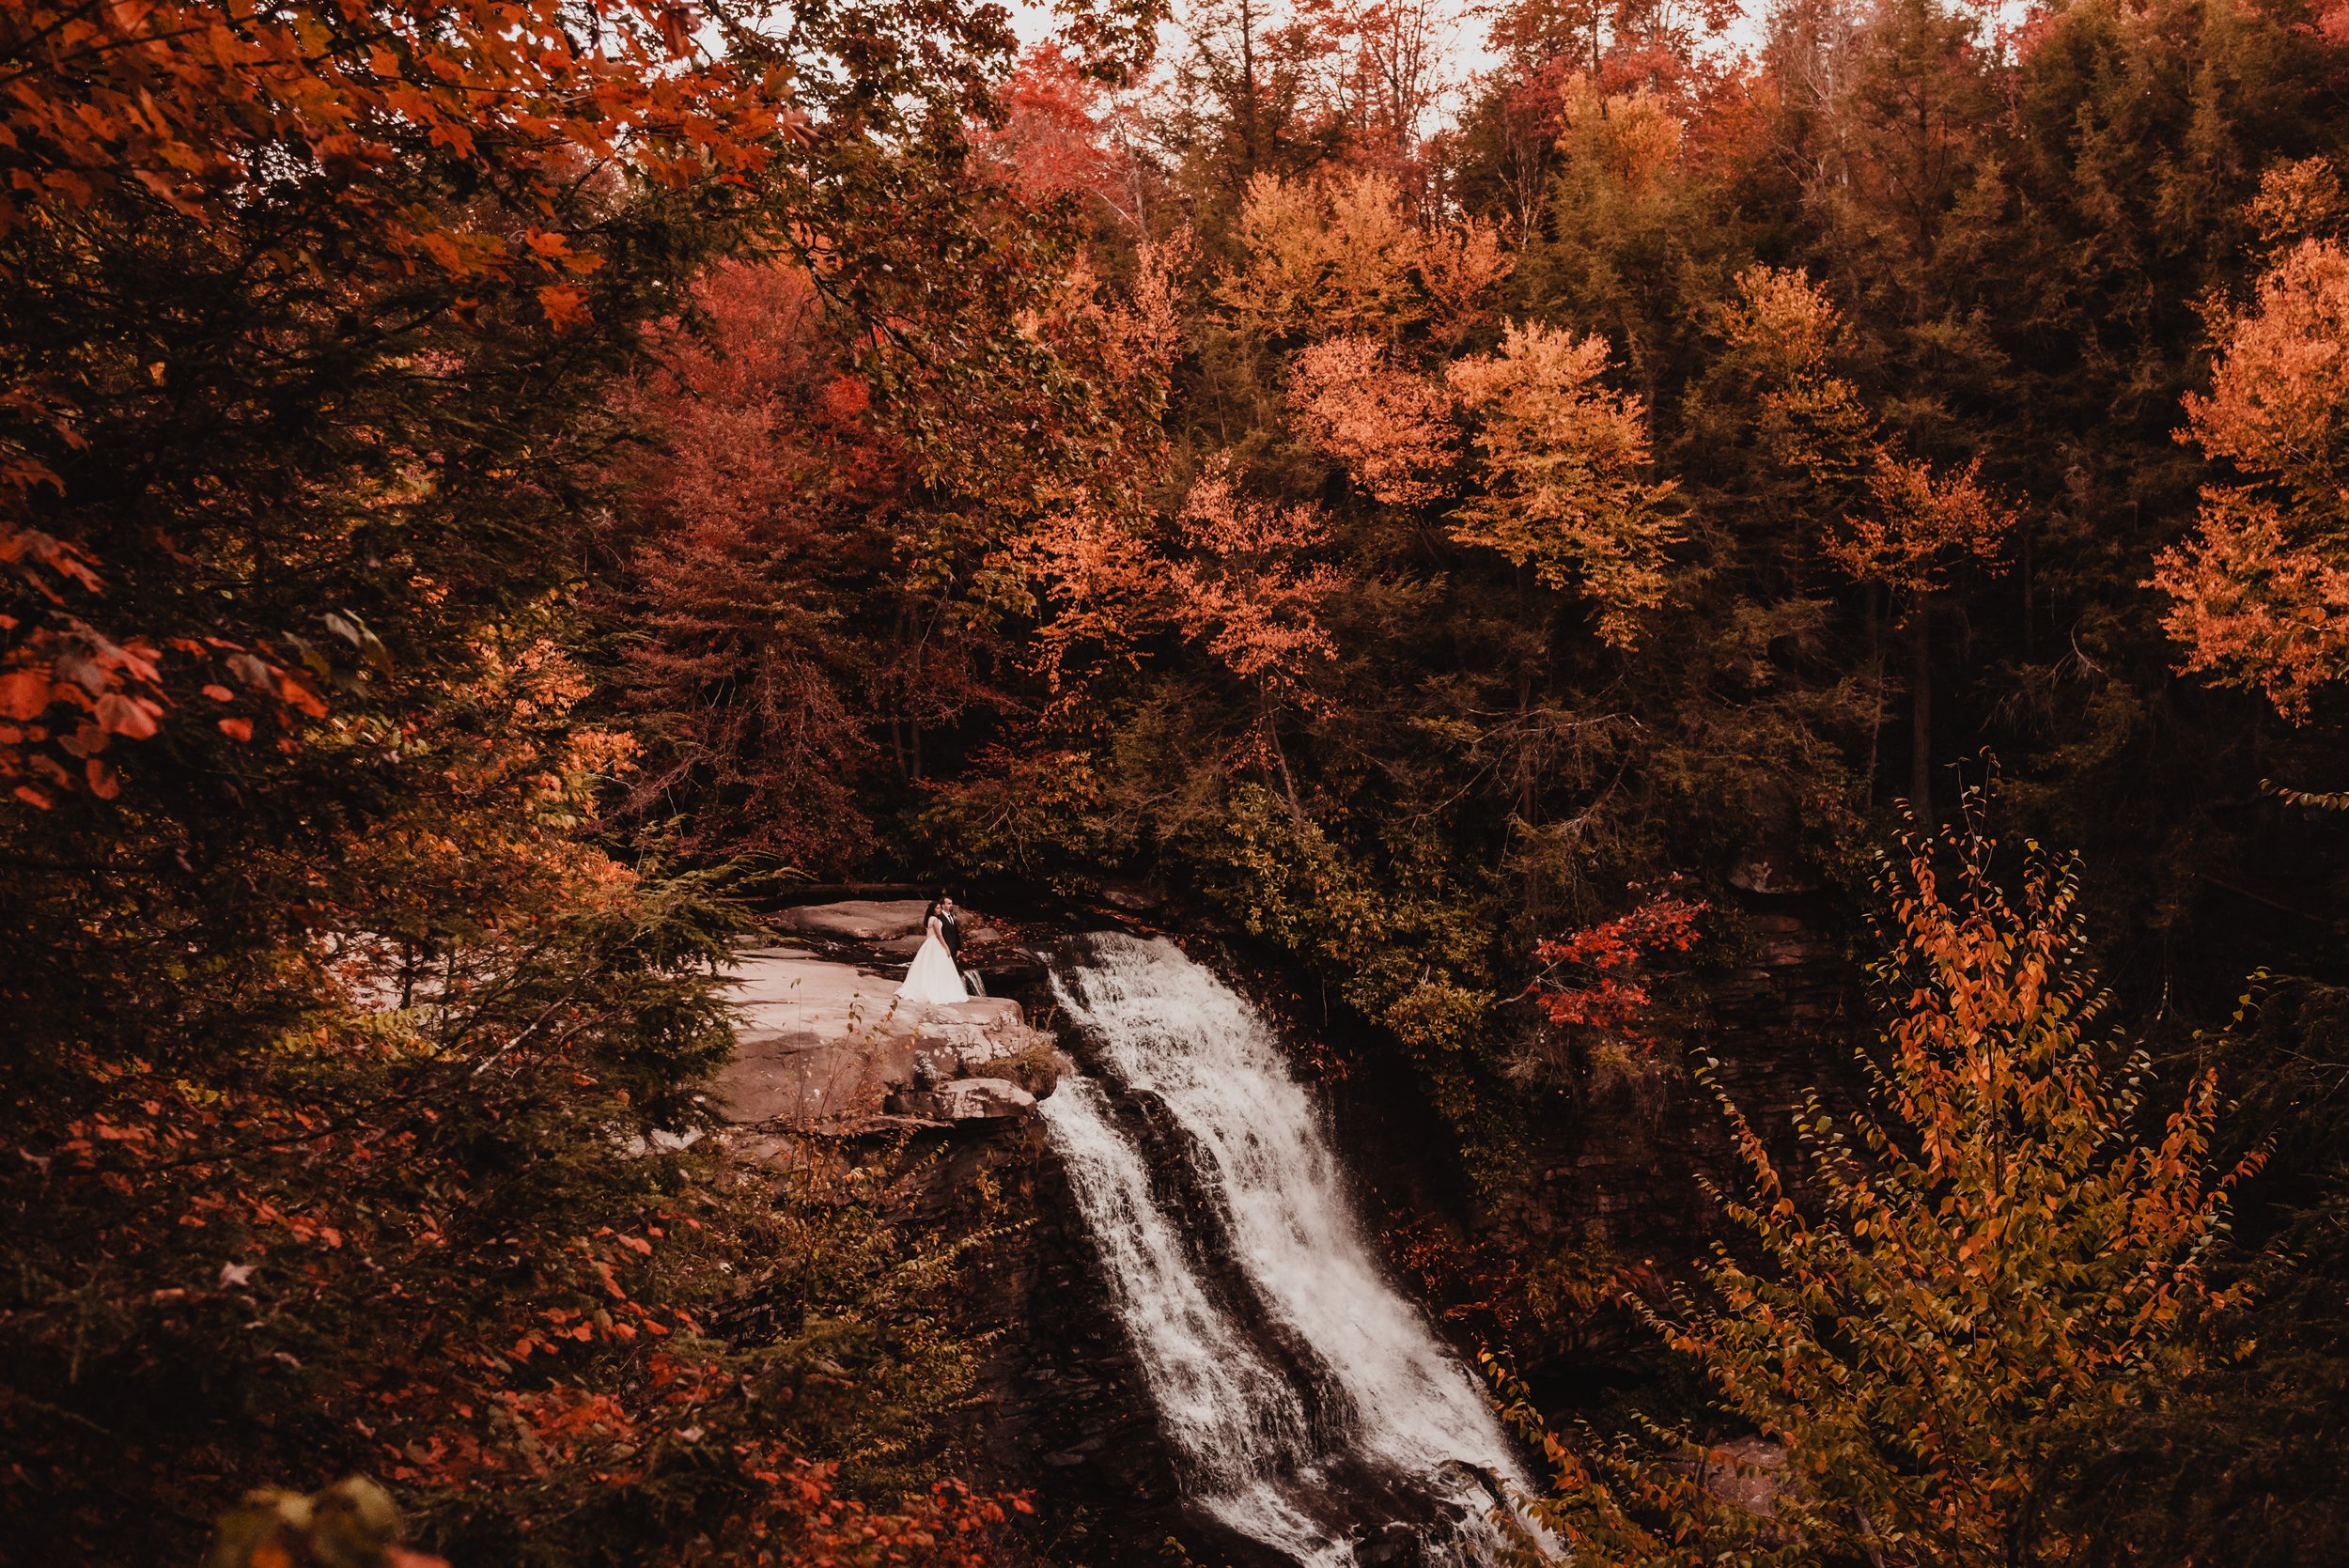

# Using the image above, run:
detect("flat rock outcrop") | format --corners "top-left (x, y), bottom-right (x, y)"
top-left (894, 1077), bottom-right (1037, 1122)
top-left (768, 899), bottom-right (1002, 957)
top-left (712, 909), bottom-right (1051, 1137)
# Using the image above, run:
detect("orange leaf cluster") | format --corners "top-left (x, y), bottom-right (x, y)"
top-left (1, 0), bottom-right (800, 808)
top-left (1508, 818), bottom-right (2263, 1564)
top-left (1727, 265), bottom-right (2015, 597)
top-left (0, 0), bottom-right (787, 262)
top-left (1171, 460), bottom-right (1342, 697)
top-left (2155, 237), bottom-right (2349, 719)
top-left (1828, 456), bottom-right (2015, 598)
top-left (1288, 335), bottom-right (1455, 505)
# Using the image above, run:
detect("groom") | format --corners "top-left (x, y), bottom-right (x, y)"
top-left (925, 893), bottom-right (982, 996)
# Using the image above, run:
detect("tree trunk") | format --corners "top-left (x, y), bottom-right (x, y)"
top-left (1909, 593), bottom-right (1933, 822)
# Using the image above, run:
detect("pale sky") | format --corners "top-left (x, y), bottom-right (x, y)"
top-left (1001, 0), bottom-right (1766, 87)
top-left (1006, 0), bottom-right (1778, 133)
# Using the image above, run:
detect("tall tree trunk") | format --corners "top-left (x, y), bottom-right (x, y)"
top-left (1909, 593), bottom-right (1933, 822)
top-left (1863, 582), bottom-right (1883, 803)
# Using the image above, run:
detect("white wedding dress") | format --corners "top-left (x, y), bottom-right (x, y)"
top-left (898, 916), bottom-right (968, 1004)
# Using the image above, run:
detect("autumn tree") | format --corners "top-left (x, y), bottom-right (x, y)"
top-left (1288, 334), bottom-right (1456, 505)
top-left (1506, 813), bottom-right (2261, 1567)
top-left (2154, 165), bottom-right (2349, 722)
top-left (605, 262), bottom-right (891, 870)
top-left (1724, 264), bottom-right (2013, 815)
top-left (0, 0), bottom-right (793, 810)
top-left (1171, 458), bottom-right (1343, 713)
top-left (1447, 320), bottom-right (1682, 647)
top-left (0, 0), bottom-right (1110, 1558)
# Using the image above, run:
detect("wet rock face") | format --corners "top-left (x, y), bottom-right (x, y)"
top-left (945, 1113), bottom-right (1196, 1561)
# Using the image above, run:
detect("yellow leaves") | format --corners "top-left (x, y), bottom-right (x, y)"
top-left (1558, 76), bottom-right (1685, 197)
top-left (1218, 170), bottom-right (1416, 337)
top-left (1618, 814), bottom-right (2256, 1560)
top-left (1445, 320), bottom-right (1680, 647)
top-left (2247, 156), bottom-right (2347, 249)
top-left (1414, 217), bottom-right (1511, 346)
top-left (1098, 227), bottom-right (1195, 387)
top-left (1213, 170), bottom-right (1507, 342)
top-left (1725, 265), bottom-right (1846, 389)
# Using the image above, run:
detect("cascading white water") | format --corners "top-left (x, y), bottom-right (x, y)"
top-left (1043, 1076), bottom-right (1358, 1566)
top-left (1039, 933), bottom-right (1532, 1565)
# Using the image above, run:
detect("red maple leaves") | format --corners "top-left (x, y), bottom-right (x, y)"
top-left (1525, 893), bottom-right (1705, 1042)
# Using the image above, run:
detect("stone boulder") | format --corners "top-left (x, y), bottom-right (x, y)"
top-left (712, 935), bottom-right (1047, 1131)
top-left (910, 999), bottom-right (1060, 1100)
top-left (892, 1077), bottom-right (1036, 1122)
top-left (713, 946), bottom-right (923, 1126)
top-left (770, 899), bottom-right (930, 942)
top-left (769, 898), bottom-right (1004, 952)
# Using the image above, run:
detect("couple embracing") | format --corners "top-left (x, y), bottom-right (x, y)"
top-left (897, 893), bottom-right (973, 1004)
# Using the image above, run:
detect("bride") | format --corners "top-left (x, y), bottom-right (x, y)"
top-left (897, 894), bottom-right (968, 1004)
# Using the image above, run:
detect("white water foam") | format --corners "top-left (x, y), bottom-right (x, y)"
top-left (1042, 1076), bottom-right (1354, 1565)
top-left (1040, 933), bottom-right (1533, 1564)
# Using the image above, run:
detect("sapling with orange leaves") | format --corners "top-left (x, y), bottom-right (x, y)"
top-left (1501, 808), bottom-right (2262, 1568)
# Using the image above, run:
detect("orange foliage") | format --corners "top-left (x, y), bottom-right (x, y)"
top-left (2155, 237), bottom-right (2349, 718)
top-left (1215, 169), bottom-right (1508, 342)
top-left (1171, 460), bottom-right (1342, 698)
top-left (2180, 238), bottom-right (2349, 484)
top-left (2247, 156), bottom-right (2349, 249)
top-left (1412, 217), bottom-right (1514, 345)
top-left (1220, 169), bottom-right (1421, 336)
top-left (1557, 75), bottom-right (1686, 195)
top-left (1446, 320), bottom-right (1680, 646)
top-left (979, 43), bottom-right (1139, 219)
top-left (0, 1), bottom-right (783, 256)
top-left (1830, 456), bottom-right (2015, 598)
top-left (1508, 818), bottom-right (2263, 1564)
top-left (1107, 229), bottom-right (1199, 386)
top-left (1012, 505), bottom-right (1167, 706)
top-left (1727, 265), bottom-right (2014, 596)
top-left (1288, 335), bottom-right (1456, 505)
top-left (0, 0), bottom-right (791, 806)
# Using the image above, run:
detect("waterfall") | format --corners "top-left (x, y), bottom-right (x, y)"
top-left (1040, 933), bottom-right (1532, 1566)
